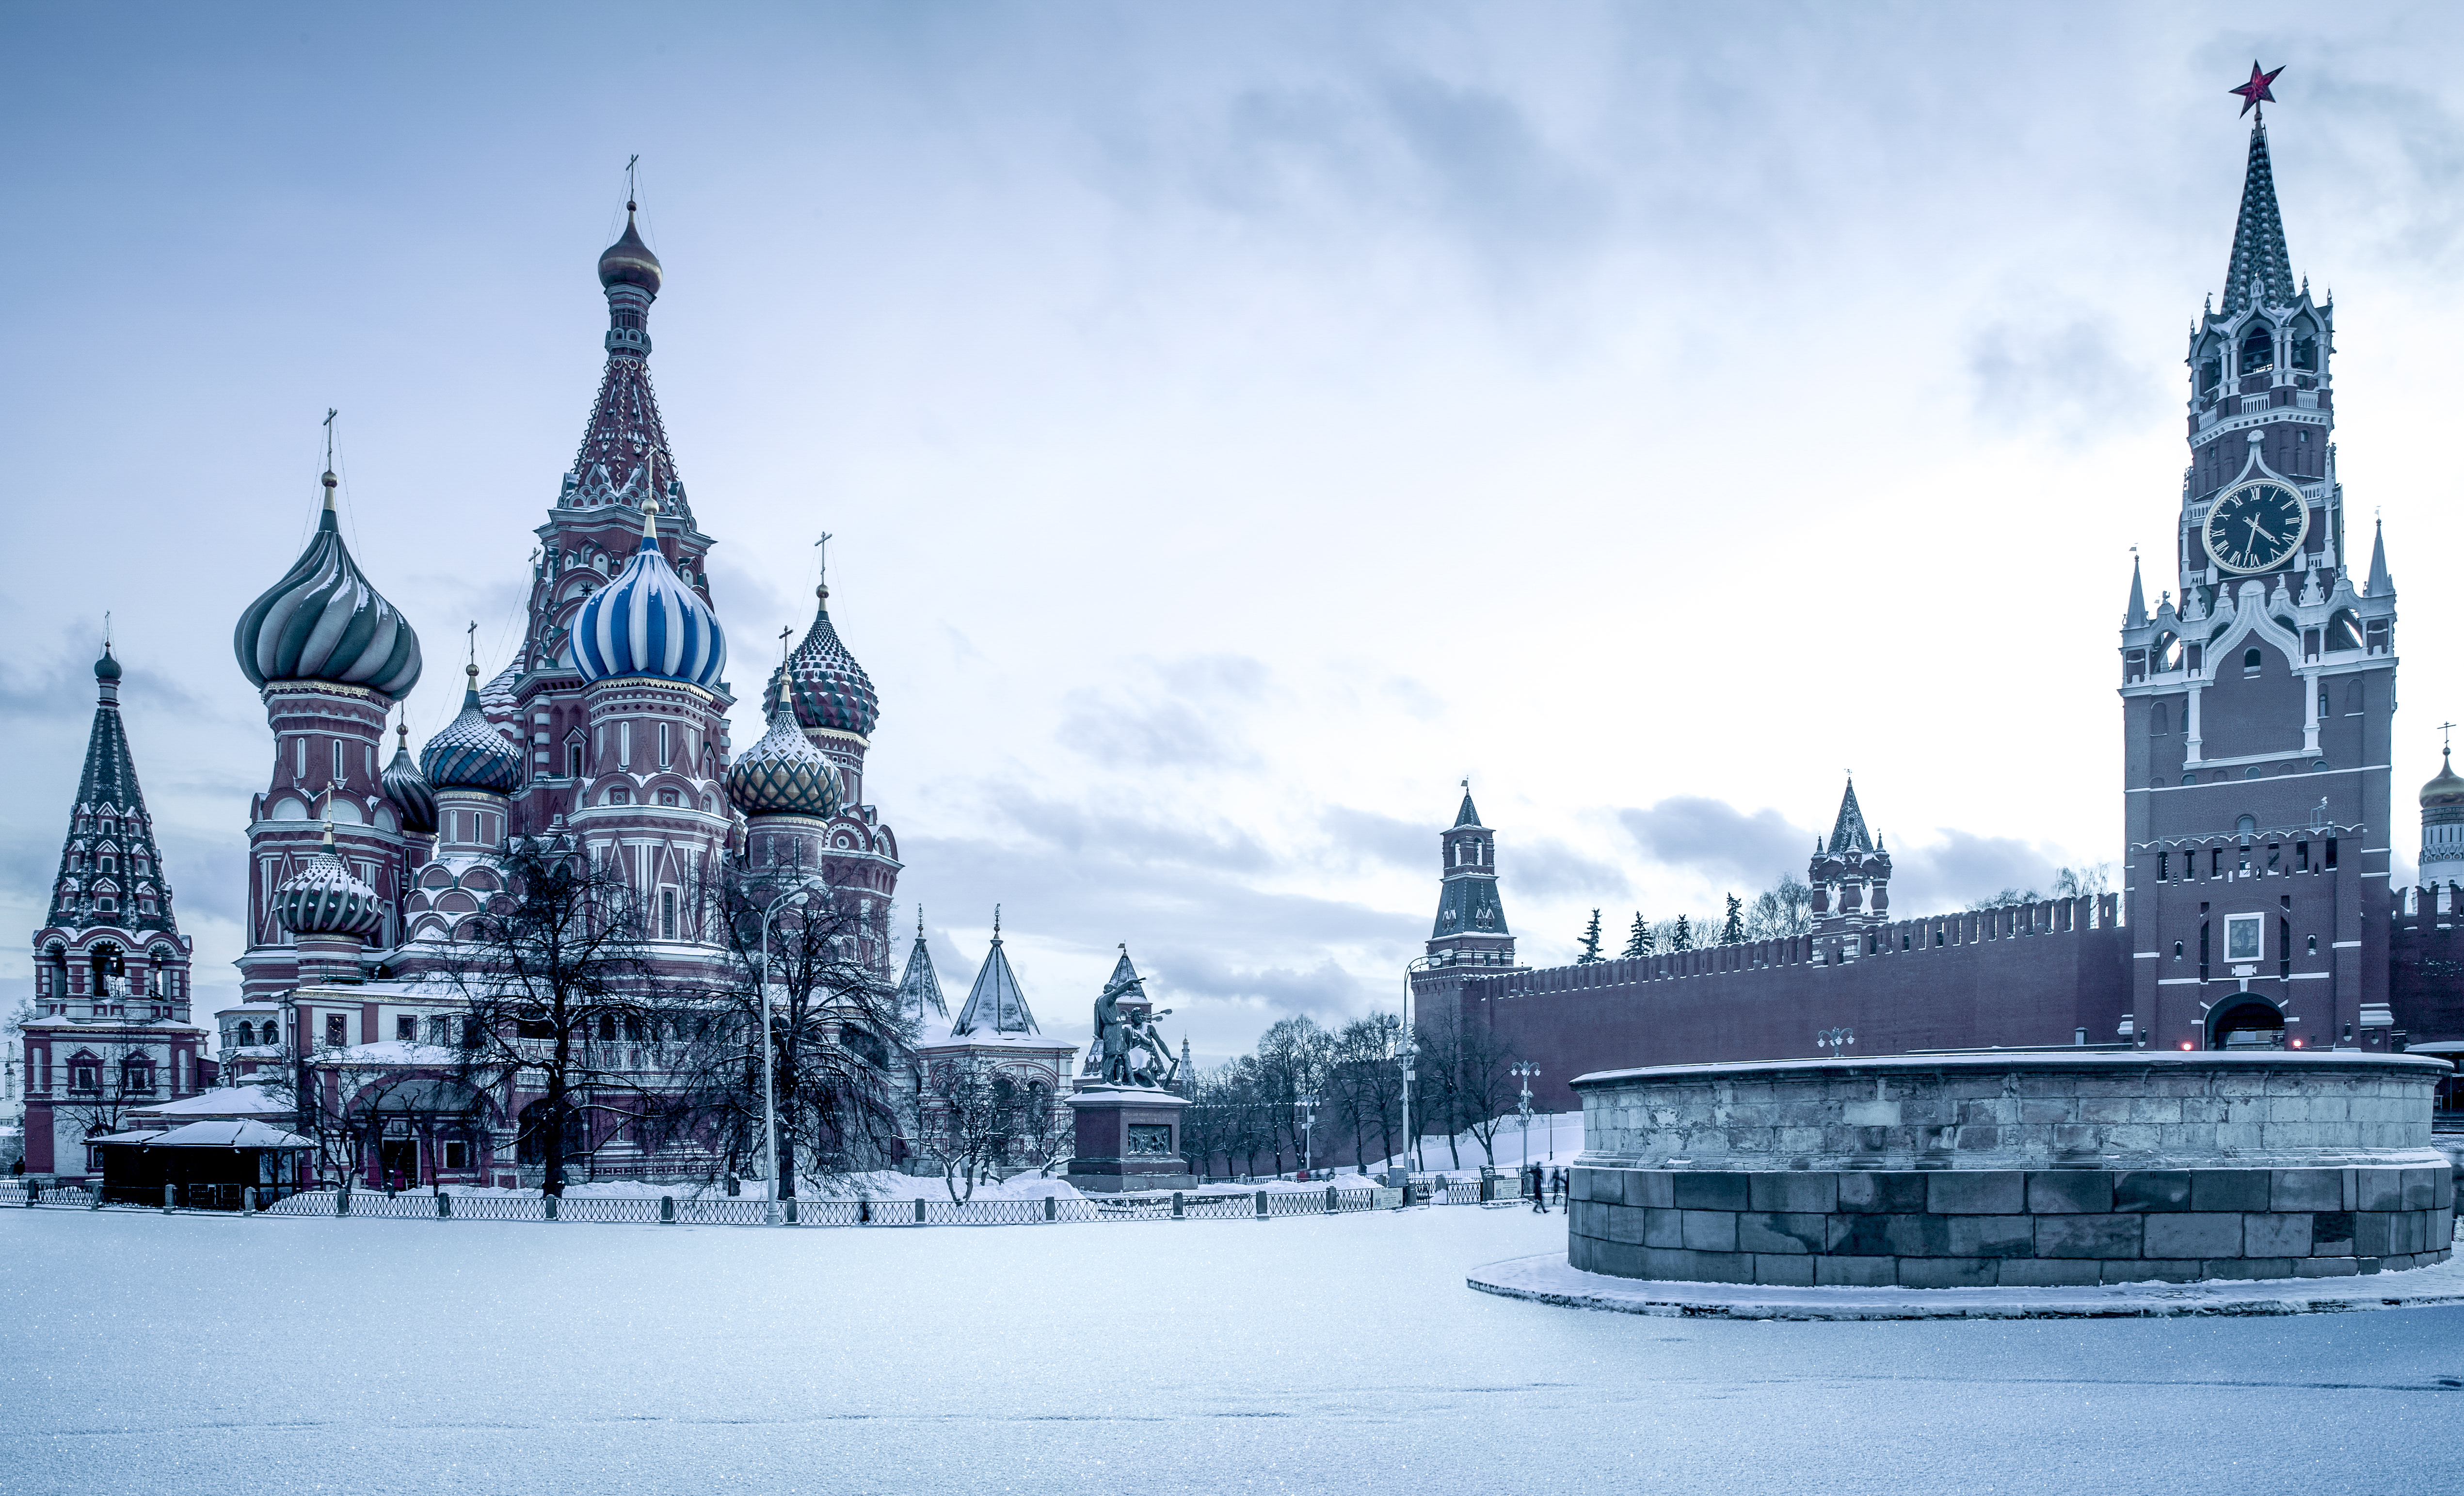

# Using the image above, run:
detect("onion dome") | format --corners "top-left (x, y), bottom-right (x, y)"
top-left (234, 472), bottom-right (424, 699)
top-left (420, 664), bottom-right (523, 794)
top-left (95, 643), bottom-right (122, 682)
top-left (382, 719), bottom-right (438, 834)
top-left (276, 823), bottom-right (385, 940)
top-left (2423, 750), bottom-right (2464, 810)
top-left (726, 701), bottom-right (843, 819)
top-left (572, 500), bottom-right (726, 690)
top-left (598, 204), bottom-right (663, 294)
top-left (763, 585), bottom-right (879, 737)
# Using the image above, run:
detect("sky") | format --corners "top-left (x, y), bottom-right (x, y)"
top-left (7, 3), bottom-right (2464, 1067)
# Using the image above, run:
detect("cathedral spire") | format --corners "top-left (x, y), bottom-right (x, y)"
top-left (2368, 516), bottom-right (2392, 597)
top-left (2126, 552), bottom-right (2147, 628)
top-left (568, 185), bottom-right (688, 523)
top-left (48, 645), bottom-right (179, 940)
top-left (2220, 104), bottom-right (2296, 316)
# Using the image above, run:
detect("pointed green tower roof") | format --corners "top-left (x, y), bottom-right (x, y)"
top-left (2221, 120), bottom-right (2296, 315)
top-left (949, 908), bottom-right (1037, 1036)
top-left (896, 911), bottom-right (947, 1020)
top-left (1826, 778), bottom-right (1874, 854)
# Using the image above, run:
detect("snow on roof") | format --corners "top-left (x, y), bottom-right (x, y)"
top-left (96, 1120), bottom-right (312, 1150)
top-left (135, 1085), bottom-right (290, 1118)
top-left (948, 927), bottom-right (1038, 1037)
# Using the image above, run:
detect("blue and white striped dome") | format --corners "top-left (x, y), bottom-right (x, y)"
top-left (234, 473), bottom-right (423, 699)
top-left (419, 666), bottom-right (523, 794)
top-left (571, 502), bottom-right (726, 691)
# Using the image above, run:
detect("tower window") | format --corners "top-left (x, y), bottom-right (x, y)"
top-left (2243, 647), bottom-right (2263, 673)
top-left (2292, 333), bottom-right (2317, 371)
top-left (658, 722), bottom-right (672, 769)
top-left (2158, 851), bottom-right (2170, 880)
top-left (2239, 322), bottom-right (2274, 374)
top-left (2198, 358), bottom-right (2221, 395)
top-left (2151, 703), bottom-right (2169, 736)
top-left (660, 889), bottom-right (678, 941)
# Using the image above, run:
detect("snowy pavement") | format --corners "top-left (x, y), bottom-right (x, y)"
top-left (5, 1206), bottom-right (2461, 1495)
top-left (1474, 1249), bottom-right (2464, 1320)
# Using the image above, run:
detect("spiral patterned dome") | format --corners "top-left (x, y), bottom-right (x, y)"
top-left (726, 702), bottom-right (843, 819)
top-left (571, 502), bottom-right (726, 690)
top-left (276, 826), bottom-right (386, 941)
top-left (762, 586), bottom-right (878, 737)
top-left (382, 721), bottom-right (438, 834)
top-left (598, 207), bottom-right (663, 294)
top-left (235, 474), bottom-right (423, 699)
top-left (420, 665), bottom-right (523, 794)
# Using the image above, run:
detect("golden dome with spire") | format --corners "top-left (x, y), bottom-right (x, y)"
top-left (597, 203), bottom-right (663, 294)
top-left (2422, 749), bottom-right (2464, 810)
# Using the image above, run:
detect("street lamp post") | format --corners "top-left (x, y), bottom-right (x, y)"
top-left (1510, 1061), bottom-right (1539, 1189)
top-left (1816, 1026), bottom-right (1855, 1058)
top-left (1295, 1092), bottom-right (1319, 1178)
top-left (758, 883), bottom-right (822, 1225)
top-left (1401, 955), bottom-right (1431, 1183)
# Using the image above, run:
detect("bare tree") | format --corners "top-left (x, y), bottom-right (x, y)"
top-left (913, 1054), bottom-right (1046, 1203)
top-left (1331, 1013), bottom-right (1403, 1173)
top-left (434, 836), bottom-right (675, 1197)
top-left (662, 867), bottom-right (914, 1198)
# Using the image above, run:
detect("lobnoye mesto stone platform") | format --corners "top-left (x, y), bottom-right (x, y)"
top-left (1567, 1052), bottom-right (2455, 1289)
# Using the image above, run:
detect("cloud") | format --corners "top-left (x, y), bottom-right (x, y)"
top-left (1887, 829), bottom-right (2073, 916)
top-left (1965, 314), bottom-right (2159, 440)
top-left (1616, 796), bottom-right (1809, 890)
top-left (1054, 654), bottom-right (1268, 772)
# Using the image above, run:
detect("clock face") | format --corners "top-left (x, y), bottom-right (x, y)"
top-left (2202, 478), bottom-right (2310, 574)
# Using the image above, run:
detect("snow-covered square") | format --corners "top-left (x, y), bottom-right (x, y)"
top-left (5, 1205), bottom-right (2460, 1496)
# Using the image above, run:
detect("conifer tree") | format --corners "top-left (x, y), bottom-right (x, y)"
top-left (1670, 915), bottom-right (1693, 952)
top-left (1621, 913), bottom-right (1652, 960)
top-left (1575, 909), bottom-right (1604, 964)
top-left (1721, 893), bottom-right (1744, 944)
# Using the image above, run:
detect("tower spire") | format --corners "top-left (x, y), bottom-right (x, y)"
top-left (2220, 68), bottom-right (2296, 316)
top-left (2126, 549), bottom-right (2147, 627)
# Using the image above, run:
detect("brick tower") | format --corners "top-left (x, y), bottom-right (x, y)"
top-left (2118, 85), bottom-right (2398, 1051)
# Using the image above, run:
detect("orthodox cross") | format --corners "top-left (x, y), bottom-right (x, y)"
top-left (466, 620), bottom-right (478, 672)
top-left (2442, 722), bottom-right (2456, 757)
top-left (322, 407), bottom-right (337, 469)
top-left (815, 530), bottom-right (832, 589)
top-left (625, 154), bottom-right (640, 208)
top-left (2230, 62), bottom-right (2283, 119)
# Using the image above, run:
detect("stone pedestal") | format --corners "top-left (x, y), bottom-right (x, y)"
top-left (1568, 1051), bottom-right (2457, 1287)
top-left (1066, 1085), bottom-right (1194, 1192)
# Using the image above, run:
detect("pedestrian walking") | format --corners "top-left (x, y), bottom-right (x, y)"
top-left (1529, 1162), bottom-right (1546, 1213)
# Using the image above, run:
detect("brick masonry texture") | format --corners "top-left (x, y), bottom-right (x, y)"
top-left (1566, 1165), bottom-right (2456, 1288)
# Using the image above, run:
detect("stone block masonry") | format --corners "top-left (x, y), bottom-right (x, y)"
top-left (1568, 1164), bottom-right (2453, 1288)
top-left (1565, 1051), bottom-right (2454, 1288)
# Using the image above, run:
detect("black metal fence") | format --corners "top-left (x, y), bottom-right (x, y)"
top-left (0, 1174), bottom-right (1533, 1225)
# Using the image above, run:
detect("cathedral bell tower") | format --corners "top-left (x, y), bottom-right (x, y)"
top-left (2119, 69), bottom-right (2398, 1052)
top-left (1808, 778), bottom-right (1890, 963)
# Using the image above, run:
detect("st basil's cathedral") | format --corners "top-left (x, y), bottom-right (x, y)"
top-left (14, 202), bottom-right (1054, 1185)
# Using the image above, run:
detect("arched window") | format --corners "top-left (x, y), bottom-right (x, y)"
top-left (2290, 321), bottom-right (2318, 371)
top-left (2346, 679), bottom-right (2364, 715)
top-left (2243, 647), bottom-right (2263, 672)
top-left (2238, 814), bottom-right (2257, 839)
top-left (2151, 703), bottom-right (2170, 736)
top-left (2198, 357), bottom-right (2222, 395)
top-left (2324, 609), bottom-right (2362, 653)
top-left (2240, 321), bottom-right (2274, 374)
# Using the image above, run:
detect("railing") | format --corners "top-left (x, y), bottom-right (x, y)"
top-left (10, 1178), bottom-right (1494, 1225)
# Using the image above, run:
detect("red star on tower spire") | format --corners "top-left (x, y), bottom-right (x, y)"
top-left (2230, 61), bottom-right (2284, 118)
